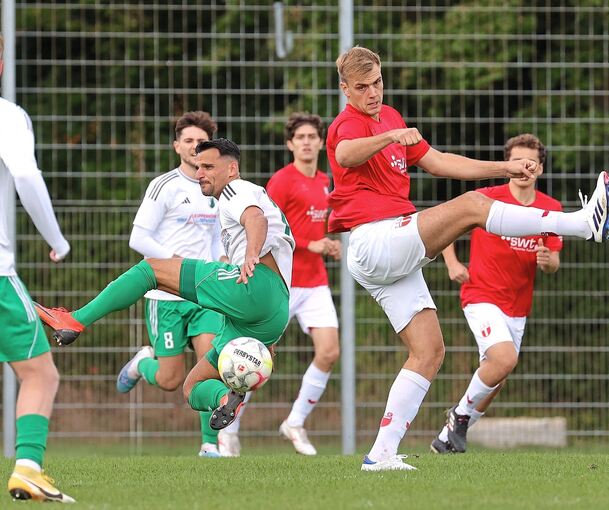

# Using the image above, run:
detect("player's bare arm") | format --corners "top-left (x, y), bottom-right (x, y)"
top-left (334, 127), bottom-right (421, 168)
top-left (441, 243), bottom-right (470, 284)
top-left (238, 205), bottom-right (267, 284)
top-left (417, 147), bottom-right (537, 181)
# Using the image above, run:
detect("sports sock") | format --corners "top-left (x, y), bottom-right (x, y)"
top-left (73, 260), bottom-right (157, 326)
top-left (223, 392), bottom-right (252, 433)
top-left (138, 357), bottom-right (159, 386)
top-left (455, 369), bottom-right (498, 416)
top-left (367, 369), bottom-right (431, 462)
top-left (286, 362), bottom-right (331, 427)
top-left (200, 411), bottom-right (218, 444)
top-left (188, 379), bottom-right (230, 412)
top-left (485, 201), bottom-right (591, 239)
top-left (468, 409), bottom-right (485, 428)
top-left (15, 414), bottom-right (49, 467)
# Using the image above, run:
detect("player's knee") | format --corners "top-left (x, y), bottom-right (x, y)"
top-left (461, 190), bottom-right (492, 226)
top-left (156, 372), bottom-right (184, 392)
top-left (495, 351), bottom-right (518, 377)
top-left (317, 343), bottom-right (340, 367)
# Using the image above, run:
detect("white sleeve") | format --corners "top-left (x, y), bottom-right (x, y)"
top-left (221, 181), bottom-right (261, 225)
top-left (2, 107), bottom-right (70, 258)
top-left (132, 181), bottom-right (168, 231)
top-left (129, 225), bottom-right (174, 258)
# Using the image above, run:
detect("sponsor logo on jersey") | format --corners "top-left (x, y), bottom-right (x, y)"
top-left (176, 213), bottom-right (217, 225)
top-left (501, 236), bottom-right (539, 252)
top-left (380, 412), bottom-right (393, 427)
top-left (390, 154), bottom-right (407, 174)
top-left (306, 205), bottom-right (328, 222)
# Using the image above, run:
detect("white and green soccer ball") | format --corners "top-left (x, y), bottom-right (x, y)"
top-left (218, 337), bottom-right (273, 393)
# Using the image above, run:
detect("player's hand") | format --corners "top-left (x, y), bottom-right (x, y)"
top-left (327, 239), bottom-right (342, 260)
top-left (447, 261), bottom-right (470, 284)
top-left (536, 239), bottom-right (551, 269)
top-left (389, 127), bottom-right (423, 146)
top-left (505, 159), bottom-right (537, 181)
top-left (237, 254), bottom-right (259, 284)
top-left (308, 238), bottom-right (335, 255)
top-left (49, 249), bottom-right (67, 263)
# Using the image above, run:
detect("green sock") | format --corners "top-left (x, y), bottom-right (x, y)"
top-left (200, 411), bottom-right (218, 444)
top-left (73, 260), bottom-right (157, 326)
top-left (138, 357), bottom-right (159, 386)
top-left (188, 380), bottom-right (229, 412)
top-left (15, 414), bottom-right (49, 466)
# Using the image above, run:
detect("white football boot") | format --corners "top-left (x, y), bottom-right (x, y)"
top-left (116, 346), bottom-right (154, 393)
top-left (198, 443), bottom-right (221, 458)
top-left (361, 454), bottom-right (417, 472)
top-left (279, 420), bottom-right (317, 456)
top-left (579, 170), bottom-right (609, 242)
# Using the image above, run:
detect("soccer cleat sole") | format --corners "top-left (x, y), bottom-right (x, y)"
top-left (209, 391), bottom-right (245, 430)
top-left (53, 329), bottom-right (81, 346)
top-left (9, 488), bottom-right (32, 501)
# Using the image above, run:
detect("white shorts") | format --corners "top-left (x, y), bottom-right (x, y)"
top-left (289, 285), bottom-right (339, 335)
top-left (463, 303), bottom-right (526, 361)
top-left (347, 215), bottom-right (436, 333)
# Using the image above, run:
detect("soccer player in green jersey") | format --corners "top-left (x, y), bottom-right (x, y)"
top-left (35, 138), bottom-right (295, 428)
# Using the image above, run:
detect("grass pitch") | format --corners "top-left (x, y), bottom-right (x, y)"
top-left (0, 448), bottom-right (607, 509)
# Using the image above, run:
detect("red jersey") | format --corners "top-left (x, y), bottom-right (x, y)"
top-left (461, 184), bottom-right (563, 317)
top-left (266, 163), bottom-right (330, 288)
top-left (326, 104), bottom-right (431, 232)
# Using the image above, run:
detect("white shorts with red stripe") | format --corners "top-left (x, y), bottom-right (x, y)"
top-left (463, 302), bottom-right (526, 361)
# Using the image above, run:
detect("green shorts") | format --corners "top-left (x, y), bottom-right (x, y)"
top-left (144, 298), bottom-right (224, 357)
top-left (179, 259), bottom-right (289, 368)
top-left (0, 275), bottom-right (50, 362)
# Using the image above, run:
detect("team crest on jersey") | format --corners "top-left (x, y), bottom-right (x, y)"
top-left (480, 322), bottom-right (492, 338)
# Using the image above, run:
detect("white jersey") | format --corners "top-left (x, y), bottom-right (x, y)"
top-left (133, 167), bottom-right (222, 300)
top-left (219, 179), bottom-right (294, 287)
top-left (0, 98), bottom-right (69, 275)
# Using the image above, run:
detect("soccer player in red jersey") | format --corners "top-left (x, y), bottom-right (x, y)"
top-left (326, 47), bottom-right (608, 472)
top-left (218, 113), bottom-right (341, 457)
top-left (431, 134), bottom-right (562, 454)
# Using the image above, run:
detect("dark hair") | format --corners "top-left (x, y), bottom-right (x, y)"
top-left (284, 112), bottom-right (325, 141)
top-left (175, 111), bottom-right (217, 140)
top-left (195, 138), bottom-right (241, 163)
top-left (504, 133), bottom-right (546, 165)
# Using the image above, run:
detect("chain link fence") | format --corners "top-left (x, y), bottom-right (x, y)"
top-left (2, 1), bottom-right (608, 452)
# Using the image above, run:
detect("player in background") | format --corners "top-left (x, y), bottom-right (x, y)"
top-left (327, 46), bottom-right (608, 471)
top-left (34, 138), bottom-right (295, 434)
top-left (431, 134), bottom-right (562, 454)
top-left (0, 34), bottom-right (75, 503)
top-left (116, 111), bottom-right (227, 458)
top-left (218, 113), bottom-right (341, 457)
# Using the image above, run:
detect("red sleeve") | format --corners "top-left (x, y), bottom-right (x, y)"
top-left (333, 116), bottom-right (368, 145)
top-left (406, 139), bottom-right (431, 167)
top-left (266, 172), bottom-right (288, 211)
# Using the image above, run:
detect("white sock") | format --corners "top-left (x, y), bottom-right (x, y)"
top-left (223, 392), bottom-right (252, 433)
top-left (286, 363), bottom-right (331, 427)
top-left (486, 201), bottom-right (591, 239)
top-left (15, 459), bottom-right (42, 472)
top-left (438, 408), bottom-right (485, 442)
top-left (367, 369), bottom-right (431, 462)
top-left (468, 409), bottom-right (485, 428)
top-left (455, 369), bottom-right (498, 416)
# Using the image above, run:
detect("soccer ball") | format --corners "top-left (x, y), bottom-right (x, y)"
top-left (218, 337), bottom-right (273, 394)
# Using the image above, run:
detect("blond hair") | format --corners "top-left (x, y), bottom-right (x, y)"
top-left (336, 46), bottom-right (381, 83)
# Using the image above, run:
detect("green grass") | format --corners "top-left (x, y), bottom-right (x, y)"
top-left (1, 448), bottom-right (607, 509)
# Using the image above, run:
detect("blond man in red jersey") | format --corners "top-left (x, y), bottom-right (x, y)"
top-left (326, 47), bottom-right (607, 471)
